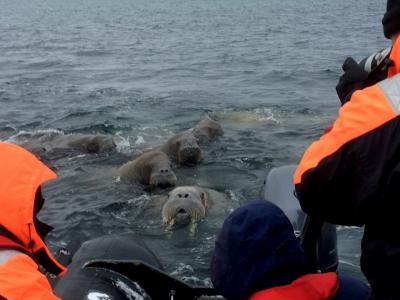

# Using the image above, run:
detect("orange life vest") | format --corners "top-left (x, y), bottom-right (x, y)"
top-left (249, 273), bottom-right (339, 300)
top-left (0, 251), bottom-right (61, 300)
top-left (0, 142), bottom-right (66, 299)
top-left (0, 235), bottom-right (31, 255)
top-left (0, 235), bottom-right (61, 299)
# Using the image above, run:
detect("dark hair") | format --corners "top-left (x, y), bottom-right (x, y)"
top-left (383, 0), bottom-right (400, 39)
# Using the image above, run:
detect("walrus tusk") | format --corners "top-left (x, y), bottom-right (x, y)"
top-left (189, 222), bottom-right (198, 235)
top-left (167, 219), bottom-right (176, 227)
top-left (164, 220), bottom-right (175, 232)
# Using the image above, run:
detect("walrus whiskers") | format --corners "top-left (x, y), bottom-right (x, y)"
top-left (167, 219), bottom-right (176, 227)
top-left (118, 150), bottom-right (176, 189)
top-left (161, 186), bottom-right (224, 230)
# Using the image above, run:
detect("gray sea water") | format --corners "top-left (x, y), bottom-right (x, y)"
top-left (0, 0), bottom-right (389, 287)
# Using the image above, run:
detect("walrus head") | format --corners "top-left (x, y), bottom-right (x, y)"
top-left (86, 135), bottom-right (117, 153)
top-left (192, 119), bottom-right (224, 143)
top-left (149, 161), bottom-right (177, 189)
top-left (176, 134), bottom-right (203, 165)
top-left (69, 135), bottom-right (117, 153)
top-left (162, 187), bottom-right (208, 228)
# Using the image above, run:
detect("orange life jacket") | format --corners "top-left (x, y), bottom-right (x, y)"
top-left (0, 235), bottom-right (61, 299)
top-left (0, 142), bottom-right (66, 298)
top-left (0, 235), bottom-right (31, 254)
top-left (249, 273), bottom-right (339, 300)
top-left (0, 251), bottom-right (61, 299)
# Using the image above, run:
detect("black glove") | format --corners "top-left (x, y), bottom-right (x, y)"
top-left (336, 57), bottom-right (369, 105)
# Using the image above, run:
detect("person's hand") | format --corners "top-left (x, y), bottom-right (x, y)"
top-left (336, 57), bottom-right (369, 105)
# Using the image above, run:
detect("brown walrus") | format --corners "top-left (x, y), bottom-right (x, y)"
top-left (158, 131), bottom-right (203, 166)
top-left (117, 150), bottom-right (177, 189)
top-left (20, 133), bottom-right (116, 154)
top-left (161, 186), bottom-right (229, 228)
top-left (51, 134), bottom-right (116, 153)
top-left (191, 119), bottom-right (223, 143)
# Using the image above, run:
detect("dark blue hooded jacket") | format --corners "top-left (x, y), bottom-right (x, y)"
top-left (211, 199), bottom-right (309, 300)
top-left (210, 199), bottom-right (370, 300)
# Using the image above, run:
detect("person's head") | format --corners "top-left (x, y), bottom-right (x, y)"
top-left (210, 199), bottom-right (310, 300)
top-left (0, 142), bottom-right (66, 276)
top-left (383, 0), bottom-right (400, 42)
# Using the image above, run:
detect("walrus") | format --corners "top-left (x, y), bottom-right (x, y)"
top-left (19, 133), bottom-right (116, 155)
top-left (51, 134), bottom-right (116, 153)
top-left (158, 131), bottom-right (203, 166)
top-left (117, 150), bottom-right (177, 189)
top-left (213, 109), bottom-right (279, 124)
top-left (19, 143), bottom-right (48, 158)
top-left (161, 186), bottom-right (229, 229)
top-left (191, 119), bottom-right (223, 143)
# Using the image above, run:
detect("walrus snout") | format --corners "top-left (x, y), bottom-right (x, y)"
top-left (174, 208), bottom-right (191, 227)
top-left (86, 141), bottom-right (100, 153)
top-left (178, 147), bottom-right (203, 165)
top-left (159, 168), bottom-right (171, 174)
top-left (162, 190), bottom-right (206, 228)
top-left (92, 136), bottom-right (117, 152)
top-left (150, 172), bottom-right (177, 188)
top-left (192, 119), bottom-right (224, 143)
top-left (68, 135), bottom-right (116, 153)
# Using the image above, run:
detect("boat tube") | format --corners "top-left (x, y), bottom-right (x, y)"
top-left (53, 234), bottom-right (219, 300)
top-left (263, 165), bottom-right (338, 272)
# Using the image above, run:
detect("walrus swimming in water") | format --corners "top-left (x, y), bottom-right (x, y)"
top-left (158, 131), bottom-right (203, 166)
top-left (117, 150), bottom-right (177, 189)
top-left (20, 133), bottom-right (116, 155)
top-left (52, 134), bottom-right (116, 153)
top-left (191, 119), bottom-right (223, 143)
top-left (161, 186), bottom-right (229, 228)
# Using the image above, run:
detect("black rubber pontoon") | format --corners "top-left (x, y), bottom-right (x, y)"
top-left (263, 165), bottom-right (338, 272)
top-left (53, 234), bottom-right (219, 300)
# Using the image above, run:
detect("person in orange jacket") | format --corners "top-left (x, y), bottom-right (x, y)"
top-left (0, 142), bottom-right (66, 299)
top-left (294, 1), bottom-right (400, 299)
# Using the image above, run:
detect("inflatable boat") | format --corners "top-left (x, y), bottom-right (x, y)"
top-left (53, 165), bottom-right (338, 300)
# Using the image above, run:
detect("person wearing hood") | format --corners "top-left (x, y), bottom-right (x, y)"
top-left (0, 142), bottom-right (66, 299)
top-left (294, 1), bottom-right (400, 299)
top-left (211, 199), bottom-right (370, 300)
